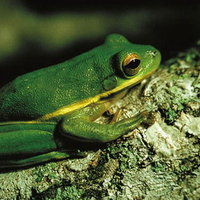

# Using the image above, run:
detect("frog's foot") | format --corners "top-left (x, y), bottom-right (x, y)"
top-left (109, 108), bottom-right (123, 124)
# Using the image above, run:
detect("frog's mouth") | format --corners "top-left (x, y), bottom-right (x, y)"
top-left (36, 68), bottom-right (157, 122)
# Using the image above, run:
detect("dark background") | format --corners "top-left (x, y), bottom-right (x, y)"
top-left (0, 1), bottom-right (199, 86)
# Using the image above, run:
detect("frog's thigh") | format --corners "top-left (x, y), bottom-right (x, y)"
top-left (0, 130), bottom-right (57, 155)
top-left (0, 130), bottom-right (69, 167)
top-left (60, 111), bottom-right (147, 143)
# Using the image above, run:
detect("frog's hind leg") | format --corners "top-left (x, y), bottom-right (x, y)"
top-left (0, 126), bottom-right (69, 168)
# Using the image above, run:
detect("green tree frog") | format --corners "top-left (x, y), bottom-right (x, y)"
top-left (0, 34), bottom-right (161, 168)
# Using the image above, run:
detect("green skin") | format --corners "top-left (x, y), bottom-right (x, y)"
top-left (0, 34), bottom-right (161, 168)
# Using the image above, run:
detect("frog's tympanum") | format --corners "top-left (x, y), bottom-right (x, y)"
top-left (0, 34), bottom-right (161, 168)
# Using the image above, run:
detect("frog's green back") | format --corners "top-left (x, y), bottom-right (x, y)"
top-left (0, 53), bottom-right (110, 121)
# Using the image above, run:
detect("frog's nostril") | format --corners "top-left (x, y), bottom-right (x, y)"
top-left (152, 51), bottom-right (157, 56)
top-left (146, 50), bottom-right (158, 58)
top-left (147, 50), bottom-right (158, 58)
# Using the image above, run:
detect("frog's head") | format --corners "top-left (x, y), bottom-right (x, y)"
top-left (100, 34), bottom-right (161, 96)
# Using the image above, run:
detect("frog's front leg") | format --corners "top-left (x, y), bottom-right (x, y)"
top-left (60, 105), bottom-right (148, 143)
top-left (0, 123), bottom-right (70, 168)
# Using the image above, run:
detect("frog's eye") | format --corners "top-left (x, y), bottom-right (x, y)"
top-left (122, 54), bottom-right (141, 76)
